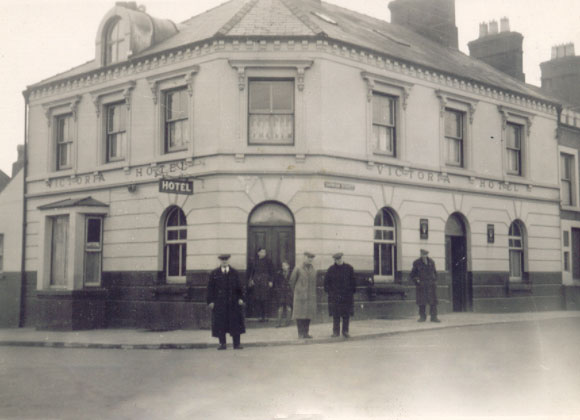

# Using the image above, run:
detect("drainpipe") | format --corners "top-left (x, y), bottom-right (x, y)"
top-left (19, 90), bottom-right (29, 328)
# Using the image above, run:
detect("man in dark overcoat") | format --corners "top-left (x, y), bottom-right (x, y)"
top-left (410, 249), bottom-right (440, 323)
top-left (206, 254), bottom-right (246, 350)
top-left (324, 252), bottom-right (357, 338)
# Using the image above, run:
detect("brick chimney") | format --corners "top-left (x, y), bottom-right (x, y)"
top-left (541, 43), bottom-right (580, 107)
top-left (467, 18), bottom-right (525, 82)
top-left (388, 0), bottom-right (458, 49)
top-left (11, 145), bottom-right (25, 177)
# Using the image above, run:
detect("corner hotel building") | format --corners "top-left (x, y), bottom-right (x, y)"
top-left (21, 0), bottom-right (563, 329)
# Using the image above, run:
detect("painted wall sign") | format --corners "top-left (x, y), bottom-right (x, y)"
top-left (159, 178), bottom-right (193, 195)
top-left (324, 181), bottom-right (355, 191)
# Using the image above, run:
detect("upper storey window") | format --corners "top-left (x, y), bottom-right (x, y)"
top-left (164, 88), bottom-right (189, 153)
top-left (248, 79), bottom-right (294, 145)
top-left (372, 93), bottom-right (397, 156)
top-left (104, 18), bottom-right (126, 66)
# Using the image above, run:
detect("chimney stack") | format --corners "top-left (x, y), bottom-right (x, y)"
top-left (541, 43), bottom-right (580, 107)
top-left (388, 0), bottom-right (458, 49)
top-left (11, 145), bottom-right (24, 177)
top-left (468, 18), bottom-right (525, 82)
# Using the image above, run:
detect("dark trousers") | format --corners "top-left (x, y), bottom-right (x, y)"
top-left (333, 315), bottom-right (350, 335)
top-left (296, 319), bottom-right (311, 337)
top-left (419, 305), bottom-right (438, 320)
top-left (255, 299), bottom-right (267, 320)
top-left (218, 333), bottom-right (241, 347)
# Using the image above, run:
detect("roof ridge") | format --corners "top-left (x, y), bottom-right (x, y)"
top-left (278, 0), bottom-right (325, 36)
top-left (216, 0), bottom-right (260, 36)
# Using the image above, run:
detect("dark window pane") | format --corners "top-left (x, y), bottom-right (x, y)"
top-left (381, 244), bottom-right (393, 276)
top-left (87, 219), bottom-right (101, 243)
top-left (373, 243), bottom-right (380, 275)
top-left (179, 229), bottom-right (187, 240)
top-left (167, 244), bottom-right (181, 276)
top-left (168, 230), bottom-right (178, 241)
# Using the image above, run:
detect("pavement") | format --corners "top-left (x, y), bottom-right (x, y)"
top-left (0, 311), bottom-right (578, 350)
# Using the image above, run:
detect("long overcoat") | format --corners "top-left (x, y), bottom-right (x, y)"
top-left (206, 266), bottom-right (246, 337)
top-left (248, 257), bottom-right (274, 301)
top-left (290, 263), bottom-right (318, 320)
top-left (324, 263), bottom-right (356, 317)
top-left (409, 257), bottom-right (438, 306)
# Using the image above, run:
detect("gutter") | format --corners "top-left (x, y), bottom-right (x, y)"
top-left (19, 91), bottom-right (29, 328)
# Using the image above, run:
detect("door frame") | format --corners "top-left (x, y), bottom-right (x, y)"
top-left (445, 212), bottom-right (472, 312)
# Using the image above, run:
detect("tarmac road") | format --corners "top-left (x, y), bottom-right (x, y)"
top-left (1, 317), bottom-right (579, 420)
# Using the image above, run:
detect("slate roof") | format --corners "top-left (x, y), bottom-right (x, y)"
top-left (37, 196), bottom-right (109, 210)
top-left (28, 0), bottom-right (556, 104)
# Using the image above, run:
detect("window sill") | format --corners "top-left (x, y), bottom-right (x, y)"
top-left (368, 155), bottom-right (411, 167)
top-left (561, 205), bottom-right (580, 212)
top-left (441, 166), bottom-right (476, 178)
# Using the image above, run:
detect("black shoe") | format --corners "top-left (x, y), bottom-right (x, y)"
top-left (342, 332), bottom-right (350, 339)
top-left (234, 345), bottom-right (244, 350)
top-left (331, 333), bottom-right (340, 338)
top-left (217, 344), bottom-right (226, 350)
top-left (431, 318), bottom-right (441, 323)
top-left (303, 334), bottom-right (313, 339)
top-left (418, 318), bottom-right (426, 323)
top-left (275, 324), bottom-right (283, 328)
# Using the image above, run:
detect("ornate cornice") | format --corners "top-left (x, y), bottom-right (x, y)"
top-left (361, 71), bottom-right (413, 109)
top-left (146, 65), bottom-right (200, 104)
top-left (435, 89), bottom-right (479, 123)
top-left (498, 105), bottom-right (535, 136)
top-left (27, 37), bottom-right (558, 116)
top-left (228, 59), bottom-right (313, 91)
top-left (89, 80), bottom-right (136, 117)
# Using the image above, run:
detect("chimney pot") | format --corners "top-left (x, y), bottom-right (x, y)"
top-left (558, 44), bottom-right (566, 58)
top-left (565, 43), bottom-right (575, 57)
top-left (479, 22), bottom-right (488, 38)
top-left (551, 46), bottom-right (558, 59)
top-left (500, 17), bottom-right (510, 32)
top-left (489, 20), bottom-right (498, 34)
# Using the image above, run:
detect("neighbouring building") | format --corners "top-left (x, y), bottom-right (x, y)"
top-left (21, 0), bottom-right (564, 330)
top-left (540, 44), bottom-right (580, 309)
top-left (0, 146), bottom-right (24, 327)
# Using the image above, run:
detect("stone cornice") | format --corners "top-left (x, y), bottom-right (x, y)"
top-left (26, 36), bottom-right (558, 116)
top-left (228, 59), bottom-right (313, 91)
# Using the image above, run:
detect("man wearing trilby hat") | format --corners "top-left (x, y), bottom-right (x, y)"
top-left (290, 251), bottom-right (318, 339)
top-left (206, 254), bottom-right (246, 350)
top-left (410, 248), bottom-right (440, 323)
top-left (324, 252), bottom-right (357, 338)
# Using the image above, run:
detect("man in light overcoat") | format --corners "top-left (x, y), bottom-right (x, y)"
top-left (290, 251), bottom-right (318, 339)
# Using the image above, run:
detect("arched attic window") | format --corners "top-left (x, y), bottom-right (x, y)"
top-left (104, 17), bottom-right (126, 66)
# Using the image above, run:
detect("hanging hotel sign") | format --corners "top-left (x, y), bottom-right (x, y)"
top-left (159, 178), bottom-right (193, 195)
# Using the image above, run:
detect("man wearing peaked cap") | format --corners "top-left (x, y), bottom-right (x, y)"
top-left (206, 254), bottom-right (246, 350)
top-left (410, 248), bottom-right (440, 323)
top-left (324, 252), bottom-right (356, 338)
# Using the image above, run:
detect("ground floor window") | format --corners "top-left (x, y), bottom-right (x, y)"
top-left (164, 206), bottom-right (187, 282)
top-left (374, 208), bottom-right (397, 281)
top-left (508, 220), bottom-right (525, 282)
top-left (50, 215), bottom-right (69, 287)
top-left (84, 217), bottom-right (103, 286)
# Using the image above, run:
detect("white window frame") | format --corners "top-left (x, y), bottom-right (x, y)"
top-left (229, 59), bottom-right (312, 160)
top-left (435, 90), bottom-right (478, 172)
top-left (104, 18), bottom-right (124, 66)
top-left (42, 95), bottom-right (81, 176)
top-left (373, 207), bottom-right (398, 283)
top-left (362, 72), bottom-right (413, 163)
top-left (558, 146), bottom-right (579, 211)
top-left (508, 220), bottom-right (527, 283)
top-left (498, 105), bottom-right (533, 180)
top-left (146, 66), bottom-right (198, 162)
top-left (84, 217), bottom-right (103, 287)
top-left (90, 81), bottom-right (135, 170)
top-left (164, 206), bottom-right (187, 284)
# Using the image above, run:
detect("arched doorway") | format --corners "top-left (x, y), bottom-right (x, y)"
top-left (247, 202), bottom-right (295, 317)
top-left (445, 213), bottom-right (472, 312)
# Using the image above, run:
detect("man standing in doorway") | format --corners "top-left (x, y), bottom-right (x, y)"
top-left (324, 252), bottom-right (356, 338)
top-left (290, 252), bottom-right (318, 339)
top-left (206, 254), bottom-right (246, 350)
top-left (410, 249), bottom-right (440, 323)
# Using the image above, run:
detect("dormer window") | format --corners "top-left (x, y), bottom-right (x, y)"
top-left (104, 18), bottom-right (125, 65)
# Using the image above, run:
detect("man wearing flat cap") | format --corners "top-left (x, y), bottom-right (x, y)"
top-left (324, 252), bottom-right (356, 338)
top-left (290, 252), bottom-right (318, 339)
top-left (410, 249), bottom-right (440, 323)
top-left (206, 254), bottom-right (246, 350)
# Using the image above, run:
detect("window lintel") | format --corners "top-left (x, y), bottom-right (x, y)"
top-left (361, 71), bottom-right (413, 108)
top-left (42, 95), bottom-right (82, 126)
top-left (146, 65), bottom-right (200, 104)
top-left (90, 80), bottom-right (136, 116)
top-left (228, 59), bottom-right (313, 91)
top-left (436, 89), bottom-right (478, 122)
top-left (498, 105), bottom-right (534, 135)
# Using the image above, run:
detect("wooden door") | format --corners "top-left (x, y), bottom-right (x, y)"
top-left (572, 228), bottom-right (580, 280)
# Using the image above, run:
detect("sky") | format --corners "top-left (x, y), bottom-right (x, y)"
top-left (0, 0), bottom-right (579, 176)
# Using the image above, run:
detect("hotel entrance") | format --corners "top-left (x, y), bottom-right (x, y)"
top-left (445, 213), bottom-right (472, 312)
